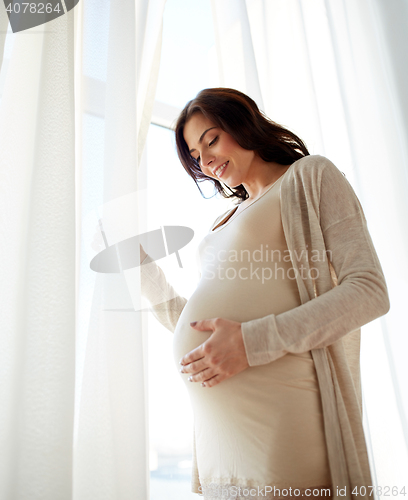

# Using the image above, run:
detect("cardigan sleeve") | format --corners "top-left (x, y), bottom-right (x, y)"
top-left (140, 253), bottom-right (188, 333)
top-left (240, 159), bottom-right (391, 366)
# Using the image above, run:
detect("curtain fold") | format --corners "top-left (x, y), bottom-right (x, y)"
top-left (210, 0), bottom-right (264, 109)
top-left (210, 0), bottom-right (408, 489)
top-left (74, 0), bottom-right (166, 499)
top-left (0, 0), bottom-right (166, 499)
top-left (0, 8), bottom-right (76, 500)
top-left (322, 0), bottom-right (408, 486)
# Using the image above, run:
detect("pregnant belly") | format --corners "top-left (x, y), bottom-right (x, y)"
top-left (172, 279), bottom-right (261, 368)
top-left (171, 276), bottom-right (330, 487)
top-left (172, 292), bottom-right (329, 488)
top-left (172, 297), bottom-right (214, 368)
top-left (172, 276), bottom-right (302, 369)
top-left (172, 279), bottom-right (310, 400)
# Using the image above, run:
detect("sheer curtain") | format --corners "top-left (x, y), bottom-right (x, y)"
top-left (0, 7), bottom-right (76, 500)
top-left (0, 0), bottom-right (166, 499)
top-left (210, 0), bottom-right (408, 490)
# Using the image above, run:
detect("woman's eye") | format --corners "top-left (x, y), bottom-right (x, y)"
top-left (193, 136), bottom-right (217, 165)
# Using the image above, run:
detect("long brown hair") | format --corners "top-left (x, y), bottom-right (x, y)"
top-left (175, 87), bottom-right (310, 202)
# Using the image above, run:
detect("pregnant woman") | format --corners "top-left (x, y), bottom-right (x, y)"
top-left (140, 88), bottom-right (390, 500)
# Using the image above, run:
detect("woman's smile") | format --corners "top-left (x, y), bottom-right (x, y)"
top-left (213, 161), bottom-right (229, 178)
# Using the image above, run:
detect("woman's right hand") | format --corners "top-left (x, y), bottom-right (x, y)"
top-left (140, 244), bottom-right (147, 265)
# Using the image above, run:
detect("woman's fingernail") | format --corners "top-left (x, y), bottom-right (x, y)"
top-left (188, 376), bottom-right (193, 382)
top-left (201, 382), bottom-right (206, 387)
top-left (190, 321), bottom-right (197, 326)
top-left (180, 367), bottom-right (184, 373)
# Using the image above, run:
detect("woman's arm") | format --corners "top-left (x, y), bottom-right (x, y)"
top-left (139, 209), bottom-right (226, 332)
top-left (140, 249), bottom-right (188, 333)
top-left (240, 158), bottom-right (391, 366)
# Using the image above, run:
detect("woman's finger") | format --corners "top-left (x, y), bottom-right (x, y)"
top-left (187, 368), bottom-right (214, 383)
top-left (202, 374), bottom-right (222, 388)
top-left (179, 345), bottom-right (205, 367)
top-left (180, 358), bottom-right (207, 374)
top-left (189, 318), bottom-right (219, 331)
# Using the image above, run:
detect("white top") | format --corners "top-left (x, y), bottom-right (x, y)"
top-left (172, 170), bottom-right (331, 494)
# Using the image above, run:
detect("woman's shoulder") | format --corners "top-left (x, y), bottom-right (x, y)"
top-left (287, 154), bottom-right (364, 223)
top-left (287, 154), bottom-right (348, 188)
top-left (291, 154), bottom-right (341, 174)
top-left (292, 155), bottom-right (335, 171)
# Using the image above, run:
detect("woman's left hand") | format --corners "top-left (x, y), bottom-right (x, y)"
top-left (179, 317), bottom-right (249, 388)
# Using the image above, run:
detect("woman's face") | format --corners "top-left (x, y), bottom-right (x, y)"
top-left (183, 112), bottom-right (256, 187)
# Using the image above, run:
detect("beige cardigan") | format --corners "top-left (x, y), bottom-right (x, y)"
top-left (141, 155), bottom-right (390, 499)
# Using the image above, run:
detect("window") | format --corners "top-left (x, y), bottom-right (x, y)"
top-left (146, 1), bottom-right (230, 498)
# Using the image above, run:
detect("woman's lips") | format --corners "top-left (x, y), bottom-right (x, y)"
top-left (215, 161), bottom-right (228, 178)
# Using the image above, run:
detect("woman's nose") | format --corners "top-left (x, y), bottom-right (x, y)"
top-left (201, 153), bottom-right (215, 170)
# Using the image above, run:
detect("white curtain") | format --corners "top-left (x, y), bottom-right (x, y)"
top-left (0, 0), bottom-right (166, 499)
top-left (210, 0), bottom-right (408, 490)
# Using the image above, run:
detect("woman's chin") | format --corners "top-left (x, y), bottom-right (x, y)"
top-left (219, 177), bottom-right (239, 188)
top-left (216, 174), bottom-right (243, 189)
